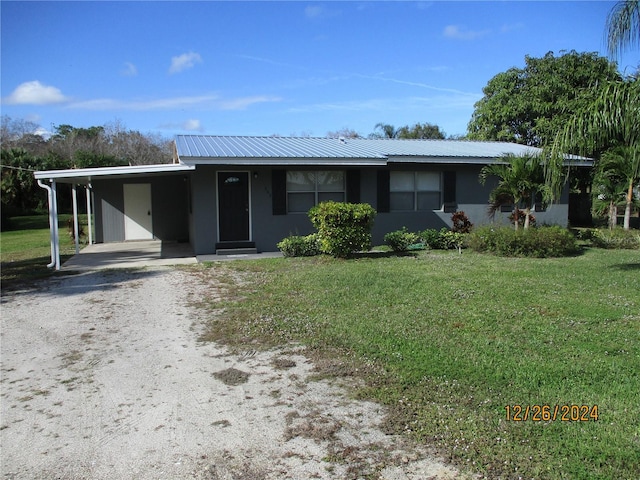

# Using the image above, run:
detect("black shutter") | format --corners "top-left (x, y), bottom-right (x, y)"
top-left (272, 169), bottom-right (287, 215)
top-left (346, 170), bottom-right (360, 203)
top-left (443, 171), bottom-right (456, 213)
top-left (377, 170), bottom-right (390, 213)
top-left (443, 171), bottom-right (456, 204)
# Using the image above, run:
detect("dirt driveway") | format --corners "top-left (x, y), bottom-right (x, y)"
top-left (1, 266), bottom-right (463, 479)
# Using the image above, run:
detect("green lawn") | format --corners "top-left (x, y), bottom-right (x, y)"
top-left (201, 249), bottom-right (640, 479)
top-left (0, 214), bottom-right (85, 287)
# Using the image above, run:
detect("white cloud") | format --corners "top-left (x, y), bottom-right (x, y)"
top-left (4, 81), bottom-right (68, 105)
top-left (182, 119), bottom-right (203, 131)
top-left (218, 95), bottom-right (282, 110)
top-left (68, 94), bottom-right (220, 111)
top-left (305, 5), bottom-right (324, 18)
top-left (500, 22), bottom-right (525, 34)
top-left (169, 52), bottom-right (202, 74)
top-left (159, 119), bottom-right (204, 132)
top-left (121, 62), bottom-right (138, 76)
top-left (66, 93), bottom-right (281, 112)
top-left (443, 25), bottom-right (491, 40)
top-left (304, 5), bottom-right (339, 20)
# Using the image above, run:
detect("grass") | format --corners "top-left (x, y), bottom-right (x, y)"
top-left (200, 249), bottom-right (640, 480)
top-left (1, 214), bottom-right (86, 288)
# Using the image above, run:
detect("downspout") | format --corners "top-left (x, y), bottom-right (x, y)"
top-left (37, 179), bottom-right (60, 270)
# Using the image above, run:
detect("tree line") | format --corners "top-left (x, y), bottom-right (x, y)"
top-left (1, 118), bottom-right (173, 219)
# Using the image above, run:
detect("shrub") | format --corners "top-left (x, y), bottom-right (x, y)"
top-left (277, 234), bottom-right (321, 257)
top-left (419, 228), bottom-right (442, 249)
top-left (440, 230), bottom-right (465, 252)
top-left (308, 202), bottom-right (376, 258)
top-left (384, 228), bottom-right (421, 252)
top-left (419, 228), bottom-right (464, 250)
top-left (451, 211), bottom-right (473, 233)
top-left (591, 228), bottom-right (640, 249)
top-left (466, 225), bottom-right (579, 257)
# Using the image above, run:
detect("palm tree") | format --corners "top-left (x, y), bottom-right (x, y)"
top-left (548, 79), bottom-right (639, 229)
top-left (592, 155), bottom-right (627, 229)
top-left (606, 0), bottom-right (640, 58)
top-left (480, 153), bottom-right (549, 230)
top-left (371, 123), bottom-right (398, 139)
top-left (597, 146), bottom-right (640, 229)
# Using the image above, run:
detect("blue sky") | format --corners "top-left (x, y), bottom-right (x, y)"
top-left (1, 1), bottom-right (637, 139)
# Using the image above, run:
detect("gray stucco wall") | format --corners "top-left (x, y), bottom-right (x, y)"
top-left (188, 164), bottom-right (574, 254)
top-left (93, 175), bottom-right (189, 243)
top-left (190, 166), bottom-right (218, 254)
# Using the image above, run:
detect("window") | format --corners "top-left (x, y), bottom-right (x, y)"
top-left (286, 171), bottom-right (345, 213)
top-left (390, 171), bottom-right (441, 211)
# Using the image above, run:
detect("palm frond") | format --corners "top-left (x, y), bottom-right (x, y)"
top-left (606, 0), bottom-right (640, 58)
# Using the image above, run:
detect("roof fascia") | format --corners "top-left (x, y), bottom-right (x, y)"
top-left (179, 157), bottom-right (388, 167)
top-left (387, 156), bottom-right (593, 167)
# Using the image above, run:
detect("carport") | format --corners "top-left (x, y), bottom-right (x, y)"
top-left (34, 163), bottom-right (195, 270)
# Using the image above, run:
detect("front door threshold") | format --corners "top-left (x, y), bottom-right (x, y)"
top-left (215, 241), bottom-right (256, 255)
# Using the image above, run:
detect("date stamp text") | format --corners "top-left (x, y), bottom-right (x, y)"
top-left (505, 404), bottom-right (599, 422)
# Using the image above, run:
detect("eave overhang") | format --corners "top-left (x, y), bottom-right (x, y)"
top-left (33, 163), bottom-right (195, 184)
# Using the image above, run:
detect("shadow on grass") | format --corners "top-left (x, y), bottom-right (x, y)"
top-left (1, 256), bottom-right (163, 299)
top-left (2, 214), bottom-right (72, 232)
top-left (351, 250), bottom-right (420, 259)
top-left (1, 255), bottom-right (74, 291)
top-left (610, 262), bottom-right (640, 271)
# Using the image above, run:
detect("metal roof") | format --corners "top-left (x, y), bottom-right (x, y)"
top-left (175, 135), bottom-right (552, 163)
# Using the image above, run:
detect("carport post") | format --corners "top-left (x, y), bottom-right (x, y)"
top-left (52, 180), bottom-right (60, 270)
top-left (72, 184), bottom-right (80, 255)
top-left (86, 184), bottom-right (93, 245)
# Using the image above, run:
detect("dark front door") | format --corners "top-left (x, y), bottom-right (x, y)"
top-left (218, 172), bottom-right (250, 242)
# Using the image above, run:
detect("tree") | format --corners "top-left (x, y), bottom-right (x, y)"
top-left (369, 123), bottom-right (398, 139)
top-left (549, 79), bottom-right (640, 229)
top-left (479, 153), bottom-right (549, 230)
top-left (369, 122), bottom-right (446, 139)
top-left (1, 148), bottom-right (68, 215)
top-left (396, 122), bottom-right (446, 140)
top-left (326, 127), bottom-right (361, 139)
top-left (592, 150), bottom-right (630, 229)
top-left (468, 51), bottom-right (621, 147)
top-left (606, 0), bottom-right (640, 58)
top-left (1, 117), bottom-right (174, 216)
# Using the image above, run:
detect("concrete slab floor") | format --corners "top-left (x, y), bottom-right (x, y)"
top-left (61, 241), bottom-right (282, 271)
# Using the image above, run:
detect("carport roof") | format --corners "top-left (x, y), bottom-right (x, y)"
top-left (33, 163), bottom-right (195, 184)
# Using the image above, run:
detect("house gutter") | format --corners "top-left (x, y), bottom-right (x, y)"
top-left (37, 179), bottom-right (60, 270)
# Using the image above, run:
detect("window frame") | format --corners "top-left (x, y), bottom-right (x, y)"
top-left (389, 171), bottom-right (442, 212)
top-left (286, 170), bottom-right (346, 213)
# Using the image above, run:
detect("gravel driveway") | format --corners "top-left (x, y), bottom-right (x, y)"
top-left (1, 266), bottom-right (462, 479)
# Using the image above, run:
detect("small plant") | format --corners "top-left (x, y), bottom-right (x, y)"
top-left (308, 202), bottom-right (376, 258)
top-left (67, 218), bottom-right (86, 243)
top-left (419, 228), bottom-right (441, 249)
top-left (277, 234), bottom-right (321, 257)
top-left (440, 230), bottom-right (465, 253)
top-left (451, 211), bottom-right (473, 233)
top-left (419, 228), bottom-right (463, 250)
top-left (384, 228), bottom-right (420, 252)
